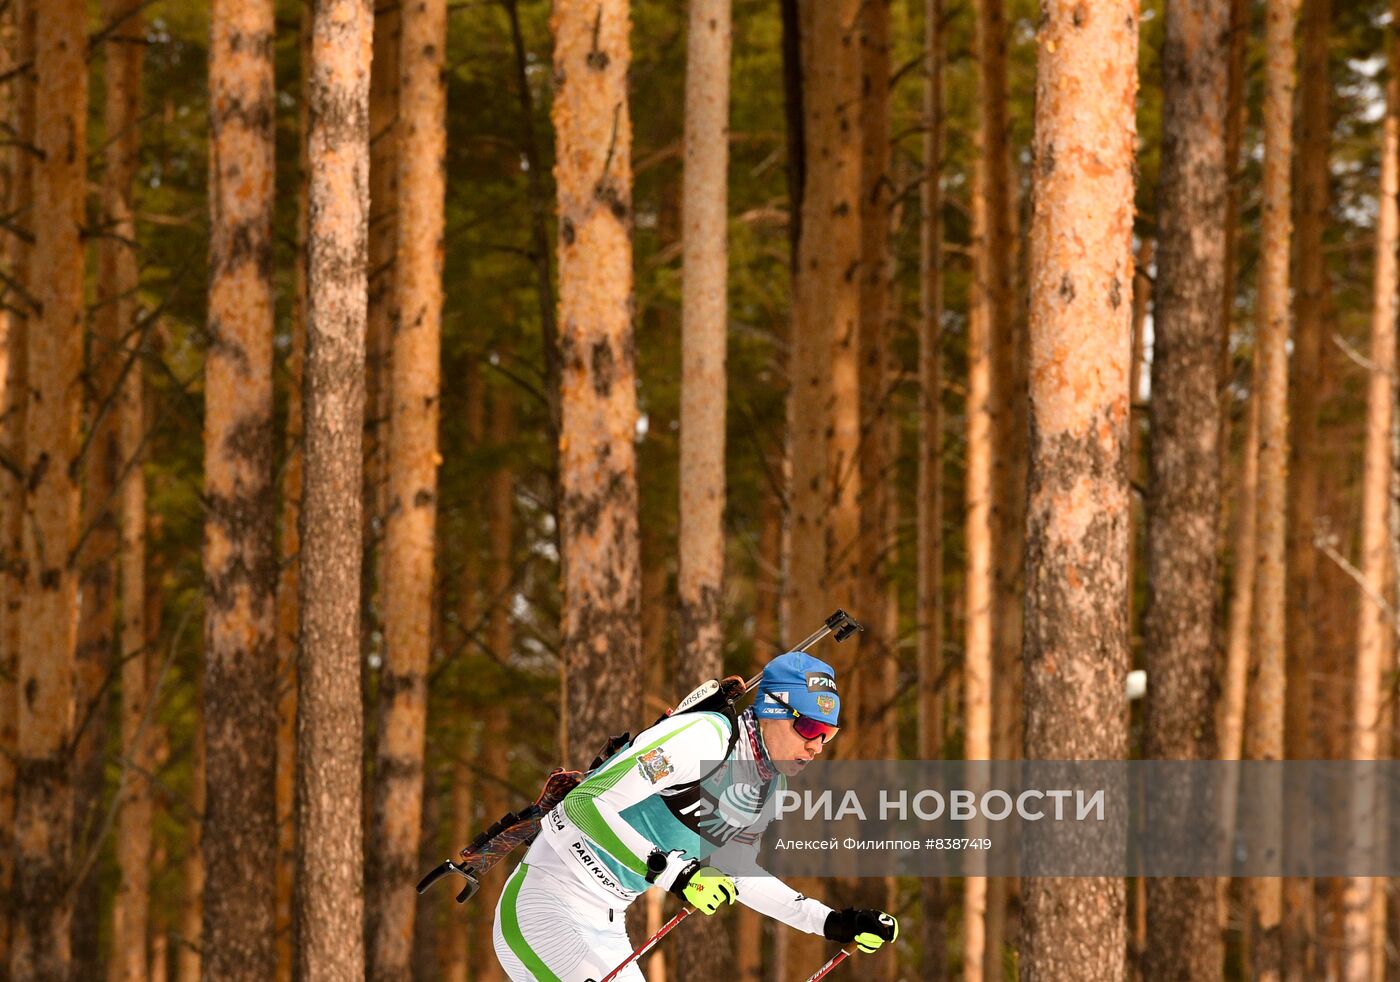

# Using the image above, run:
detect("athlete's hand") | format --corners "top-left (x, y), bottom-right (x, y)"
top-left (823, 907), bottom-right (899, 953)
top-left (668, 861), bottom-right (736, 915)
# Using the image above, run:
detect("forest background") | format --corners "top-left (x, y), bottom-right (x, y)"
top-left (2, 0), bottom-right (1398, 979)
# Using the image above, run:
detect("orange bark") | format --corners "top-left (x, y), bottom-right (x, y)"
top-left (1341, 2), bottom-right (1399, 973)
top-left (203, 0), bottom-right (278, 975)
top-left (677, 0), bottom-right (731, 705)
top-left (274, 11), bottom-right (310, 981)
top-left (107, 1), bottom-right (149, 972)
top-left (0, 0), bottom-right (34, 966)
top-left (1284, 0), bottom-right (1331, 972)
top-left (1022, 2), bottom-right (1137, 979)
top-left (1245, 1), bottom-right (1300, 976)
top-left (786, 0), bottom-right (859, 647)
top-left (370, 0), bottom-right (446, 973)
top-left (551, 0), bottom-right (642, 767)
top-left (364, 0), bottom-right (399, 659)
top-left (76, 0), bottom-right (142, 956)
top-left (821, 0), bottom-right (862, 707)
top-left (443, 364), bottom-right (482, 982)
top-left (857, 0), bottom-right (894, 757)
top-left (13, 0), bottom-right (86, 974)
top-left (1215, 0), bottom-right (1254, 787)
top-left (855, 5), bottom-right (899, 973)
top-left (974, 0), bottom-right (1021, 967)
top-left (786, 1), bottom-right (860, 964)
top-left (963, 154), bottom-right (994, 982)
top-left (1219, 367), bottom-right (1259, 929)
top-left (177, 718), bottom-right (205, 982)
top-left (918, 0), bottom-right (948, 974)
top-left (984, 0), bottom-right (1025, 775)
top-left (480, 382), bottom-right (517, 982)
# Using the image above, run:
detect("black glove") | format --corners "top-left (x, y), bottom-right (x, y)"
top-left (823, 907), bottom-right (899, 953)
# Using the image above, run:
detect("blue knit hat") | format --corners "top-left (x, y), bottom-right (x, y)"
top-left (754, 651), bottom-right (841, 726)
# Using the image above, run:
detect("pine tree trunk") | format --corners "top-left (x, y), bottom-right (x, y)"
top-left (477, 382), bottom-right (517, 982)
top-left (363, 0), bottom-right (398, 674)
top-left (962, 133), bottom-right (994, 982)
top-left (148, 925), bottom-right (166, 981)
top-left (467, 364), bottom-right (502, 982)
top-left (461, 379), bottom-right (513, 982)
top-left (551, 0), bottom-right (642, 768)
top-left (369, 0), bottom-right (445, 973)
top-left (982, 0), bottom-right (1024, 826)
top-left (442, 755), bottom-right (471, 982)
top-left (1284, 0), bottom-right (1330, 974)
top-left (1216, 0), bottom-right (1251, 754)
top-left (177, 717), bottom-right (205, 982)
top-left (819, 0), bottom-right (862, 714)
top-left (413, 764), bottom-right (442, 982)
top-left (504, 0), bottom-right (562, 443)
top-left (1021, 2), bottom-right (1136, 980)
top-left (674, 2), bottom-right (731, 975)
top-left (1245, 1), bottom-right (1299, 977)
top-left (0, 44), bottom-right (15, 966)
top-left (275, 11), bottom-right (311, 981)
top-left (640, 522), bottom-right (671, 700)
top-left (734, 477), bottom-right (781, 982)
top-left (785, 0), bottom-right (853, 648)
top-left (443, 362), bottom-right (482, 982)
top-left (1218, 352), bottom-right (1259, 934)
top-left (1216, 0), bottom-right (1248, 504)
top-left (786, 1), bottom-right (860, 964)
top-left (855, 6), bottom-right (898, 973)
top-left (115, 361), bottom-right (150, 982)
top-left (918, 0), bottom-right (948, 975)
top-left (677, 0), bottom-right (730, 696)
top-left (297, 0), bottom-right (372, 978)
top-left (0, 0), bottom-right (35, 967)
top-left (203, 0), bottom-right (278, 976)
top-left (75, 0), bottom-right (131, 961)
top-left (965, 0), bottom-right (1015, 970)
top-left (13, 0), bottom-right (85, 975)
top-left (360, 0), bottom-right (399, 878)
top-left (1141, 0), bottom-right (1229, 977)
top-left (857, 0), bottom-right (893, 755)
top-left (980, 0), bottom-right (1024, 961)
top-left (1341, 3), bottom-right (1399, 975)
top-left (102, 1), bottom-right (148, 976)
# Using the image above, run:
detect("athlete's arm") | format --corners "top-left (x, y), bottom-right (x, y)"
top-left (712, 773), bottom-right (834, 934)
top-left (730, 871), bottom-right (834, 935)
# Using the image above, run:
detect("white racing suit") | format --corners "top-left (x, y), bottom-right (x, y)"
top-left (492, 707), bottom-right (832, 981)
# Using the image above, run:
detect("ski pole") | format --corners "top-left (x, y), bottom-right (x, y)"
top-left (801, 943), bottom-right (859, 982)
top-left (741, 608), bottom-right (861, 694)
top-left (588, 905), bottom-right (695, 982)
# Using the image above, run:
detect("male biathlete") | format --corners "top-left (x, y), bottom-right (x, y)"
top-left (491, 651), bottom-right (899, 981)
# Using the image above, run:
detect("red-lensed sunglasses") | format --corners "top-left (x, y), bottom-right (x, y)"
top-left (790, 710), bottom-right (839, 744)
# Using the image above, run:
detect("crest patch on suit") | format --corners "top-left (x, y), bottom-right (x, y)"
top-left (637, 748), bottom-right (674, 784)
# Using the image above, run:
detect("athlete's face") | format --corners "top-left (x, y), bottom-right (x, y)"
top-left (759, 716), bottom-right (831, 776)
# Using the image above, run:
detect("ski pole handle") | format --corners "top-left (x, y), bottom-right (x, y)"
top-left (591, 905), bottom-right (694, 982)
top-left (802, 943), bottom-right (859, 982)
